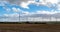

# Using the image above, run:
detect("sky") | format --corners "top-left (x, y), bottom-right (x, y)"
top-left (0, 0), bottom-right (60, 21)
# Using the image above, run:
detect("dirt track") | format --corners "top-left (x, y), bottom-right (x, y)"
top-left (0, 24), bottom-right (60, 32)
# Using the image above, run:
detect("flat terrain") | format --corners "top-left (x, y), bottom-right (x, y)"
top-left (0, 24), bottom-right (60, 32)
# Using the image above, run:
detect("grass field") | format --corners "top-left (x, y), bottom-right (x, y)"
top-left (0, 24), bottom-right (60, 32)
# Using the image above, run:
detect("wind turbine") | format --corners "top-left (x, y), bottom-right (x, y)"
top-left (19, 12), bottom-right (20, 22)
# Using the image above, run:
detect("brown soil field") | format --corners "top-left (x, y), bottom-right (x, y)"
top-left (0, 24), bottom-right (60, 32)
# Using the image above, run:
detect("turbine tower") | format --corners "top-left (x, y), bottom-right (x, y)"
top-left (19, 12), bottom-right (20, 21)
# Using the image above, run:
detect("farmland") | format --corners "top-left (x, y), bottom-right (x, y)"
top-left (0, 23), bottom-right (60, 32)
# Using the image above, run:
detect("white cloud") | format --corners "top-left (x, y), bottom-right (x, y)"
top-left (6, 8), bottom-right (11, 12)
top-left (4, 13), bottom-right (19, 17)
top-left (0, 0), bottom-right (59, 9)
top-left (21, 11), bottom-right (30, 16)
top-left (4, 14), bottom-right (9, 17)
top-left (57, 3), bottom-right (60, 10)
top-left (0, 3), bottom-right (5, 6)
top-left (45, 0), bottom-right (59, 4)
top-left (20, 2), bottom-right (29, 9)
top-left (12, 7), bottom-right (21, 12)
top-left (35, 10), bottom-right (57, 14)
top-left (21, 10), bottom-right (60, 15)
top-left (39, 0), bottom-right (59, 5)
top-left (11, 13), bottom-right (19, 17)
top-left (0, 1), bottom-right (7, 6)
top-left (34, 0), bottom-right (59, 7)
top-left (36, 10), bottom-right (60, 15)
top-left (20, 0), bottom-right (35, 9)
top-left (20, 0), bottom-right (60, 9)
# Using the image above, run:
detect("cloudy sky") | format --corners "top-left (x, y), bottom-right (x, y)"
top-left (0, 0), bottom-right (60, 21)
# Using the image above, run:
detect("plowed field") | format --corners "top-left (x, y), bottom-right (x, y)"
top-left (0, 24), bottom-right (60, 32)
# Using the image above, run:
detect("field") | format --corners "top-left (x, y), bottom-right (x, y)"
top-left (0, 24), bottom-right (60, 32)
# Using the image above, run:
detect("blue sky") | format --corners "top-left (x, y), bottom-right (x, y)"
top-left (0, 0), bottom-right (59, 15)
top-left (0, 0), bottom-right (60, 21)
